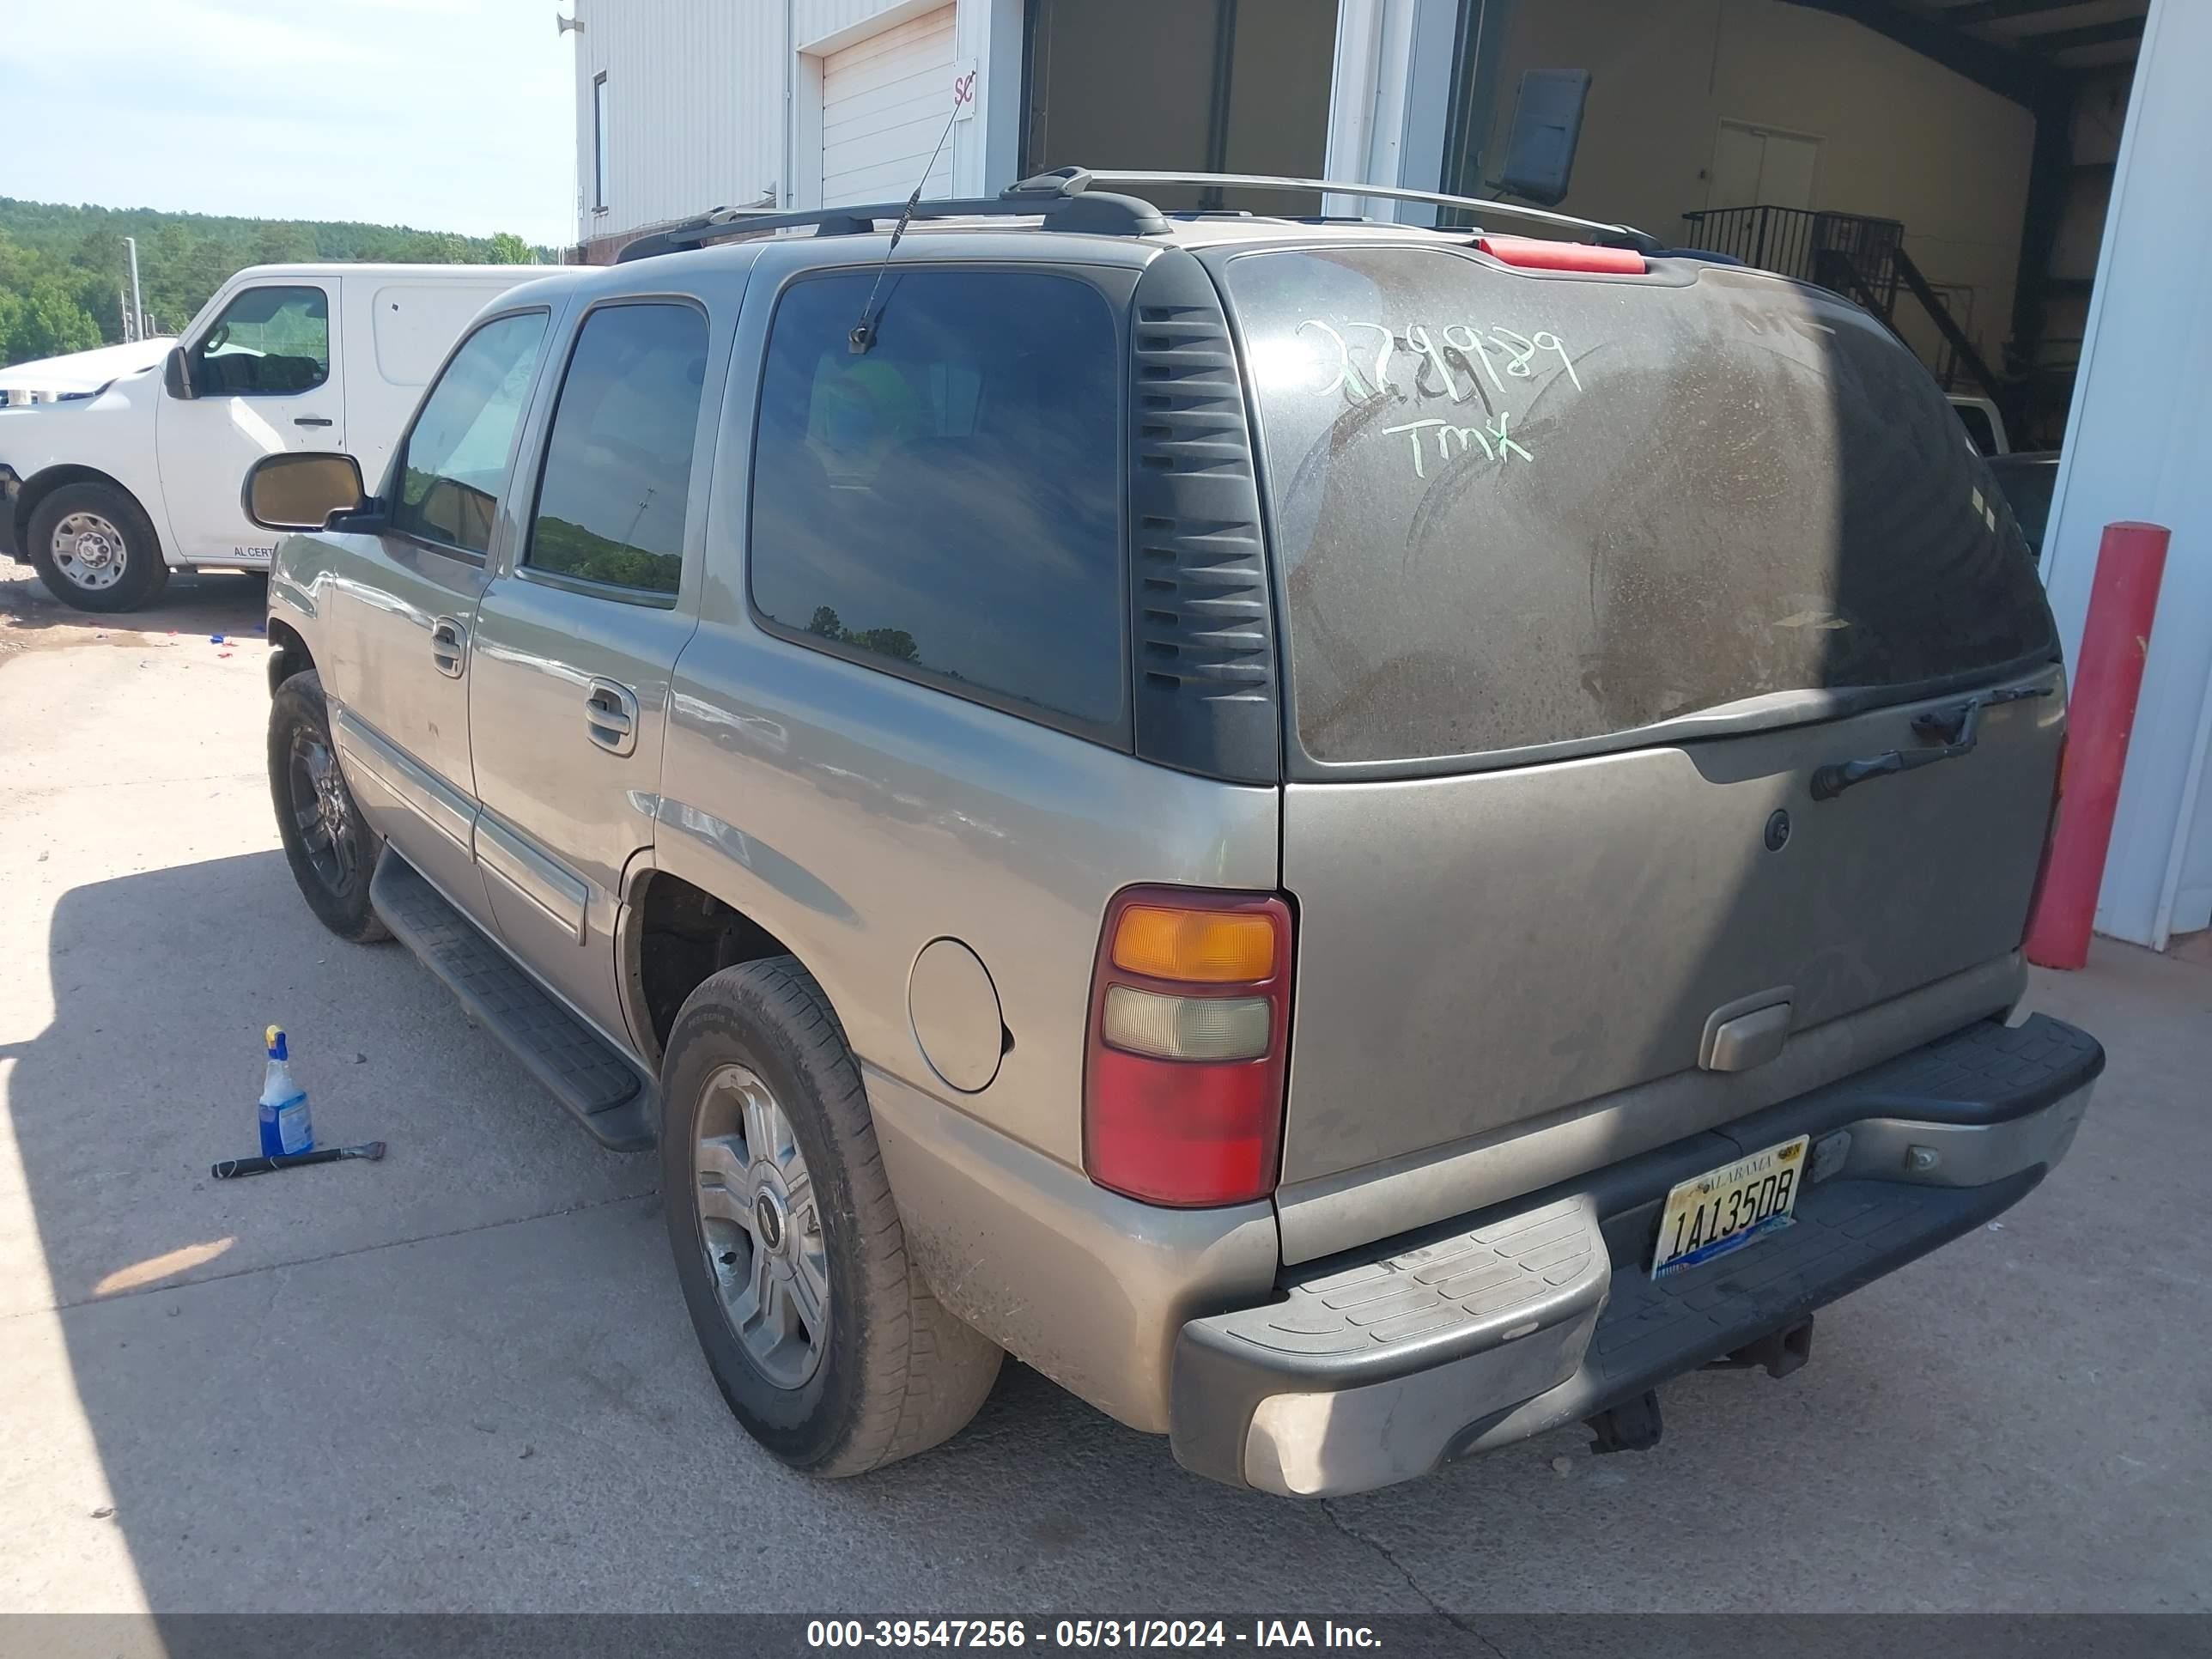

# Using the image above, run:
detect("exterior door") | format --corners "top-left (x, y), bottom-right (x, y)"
top-left (316, 307), bottom-right (556, 930)
top-left (1708, 121), bottom-right (1820, 210)
top-left (816, 5), bottom-right (956, 208)
top-left (156, 280), bottom-right (346, 567)
top-left (467, 298), bottom-right (719, 1043)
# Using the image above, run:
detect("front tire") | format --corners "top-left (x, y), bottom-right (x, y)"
top-left (26, 481), bottom-right (171, 613)
top-left (268, 670), bottom-right (389, 943)
top-left (661, 958), bottom-right (1002, 1476)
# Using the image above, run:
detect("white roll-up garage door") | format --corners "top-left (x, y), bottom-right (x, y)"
top-left (821, 6), bottom-right (958, 208)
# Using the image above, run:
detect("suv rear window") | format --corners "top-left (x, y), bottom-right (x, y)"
top-left (1224, 246), bottom-right (2057, 769)
top-left (748, 269), bottom-right (1123, 732)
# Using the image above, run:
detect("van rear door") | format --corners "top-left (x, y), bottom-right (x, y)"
top-left (1215, 244), bottom-right (2062, 1247)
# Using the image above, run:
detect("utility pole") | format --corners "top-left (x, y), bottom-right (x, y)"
top-left (118, 289), bottom-right (133, 342)
top-left (124, 236), bottom-right (146, 342)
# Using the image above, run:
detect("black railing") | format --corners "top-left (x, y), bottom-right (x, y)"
top-left (1680, 203), bottom-right (2007, 410)
top-left (1679, 205), bottom-right (1905, 319)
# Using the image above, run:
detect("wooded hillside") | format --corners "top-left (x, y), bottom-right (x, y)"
top-left (0, 198), bottom-right (556, 368)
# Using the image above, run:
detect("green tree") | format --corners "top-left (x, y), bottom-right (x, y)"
top-left (0, 198), bottom-right (562, 349)
top-left (253, 222), bottom-right (313, 266)
top-left (406, 231), bottom-right (472, 264)
top-left (0, 278), bottom-right (102, 365)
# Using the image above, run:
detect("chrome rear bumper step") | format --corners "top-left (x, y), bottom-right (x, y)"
top-left (1171, 1013), bottom-right (2102, 1497)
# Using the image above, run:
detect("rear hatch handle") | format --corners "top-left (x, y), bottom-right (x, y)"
top-left (1810, 684), bottom-right (2052, 802)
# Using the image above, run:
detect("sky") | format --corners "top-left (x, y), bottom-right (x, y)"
top-left (3, 0), bottom-right (578, 246)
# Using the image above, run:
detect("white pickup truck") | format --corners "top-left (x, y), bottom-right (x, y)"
top-left (0, 263), bottom-right (538, 611)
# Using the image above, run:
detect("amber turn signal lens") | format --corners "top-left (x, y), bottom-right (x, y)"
top-left (1111, 905), bottom-right (1278, 983)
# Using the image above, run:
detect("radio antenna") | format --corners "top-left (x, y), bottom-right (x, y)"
top-left (848, 71), bottom-right (974, 354)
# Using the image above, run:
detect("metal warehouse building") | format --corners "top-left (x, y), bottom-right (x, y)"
top-left (567, 0), bottom-right (2209, 955)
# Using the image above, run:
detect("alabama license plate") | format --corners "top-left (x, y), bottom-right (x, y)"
top-left (1650, 1134), bottom-right (1809, 1279)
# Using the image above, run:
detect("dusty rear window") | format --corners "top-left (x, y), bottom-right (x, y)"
top-left (1223, 246), bottom-right (2057, 768)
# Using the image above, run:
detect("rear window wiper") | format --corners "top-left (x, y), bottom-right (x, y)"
top-left (1810, 684), bottom-right (2054, 802)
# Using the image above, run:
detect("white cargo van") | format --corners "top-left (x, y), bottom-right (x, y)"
top-left (0, 263), bottom-right (539, 611)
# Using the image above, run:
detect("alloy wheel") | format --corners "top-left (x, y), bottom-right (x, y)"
top-left (286, 727), bottom-right (360, 891)
top-left (694, 1062), bottom-right (830, 1389)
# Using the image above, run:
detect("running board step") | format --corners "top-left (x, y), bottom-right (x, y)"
top-left (370, 850), bottom-right (654, 1151)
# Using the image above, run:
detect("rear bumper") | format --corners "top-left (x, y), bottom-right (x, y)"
top-left (1170, 1013), bottom-right (2102, 1497)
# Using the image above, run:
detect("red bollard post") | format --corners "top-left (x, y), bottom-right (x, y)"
top-left (2025, 521), bottom-right (2172, 969)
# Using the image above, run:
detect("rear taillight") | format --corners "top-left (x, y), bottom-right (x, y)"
top-left (1084, 886), bottom-right (1293, 1207)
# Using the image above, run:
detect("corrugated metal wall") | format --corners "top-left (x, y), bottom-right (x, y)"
top-left (573, 0), bottom-right (957, 250)
top-left (573, 0), bottom-right (784, 246)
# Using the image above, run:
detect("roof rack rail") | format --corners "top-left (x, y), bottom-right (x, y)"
top-left (612, 167), bottom-right (1660, 262)
top-left (613, 170), bottom-right (1170, 263)
top-left (1076, 169), bottom-right (1662, 252)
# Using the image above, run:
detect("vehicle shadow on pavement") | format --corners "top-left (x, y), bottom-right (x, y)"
top-left (2, 851), bottom-right (1597, 1613)
top-left (9, 855), bottom-right (2209, 1613)
top-left (3, 850), bottom-right (1499, 1612)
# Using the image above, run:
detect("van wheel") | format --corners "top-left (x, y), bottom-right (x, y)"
top-left (661, 958), bottom-right (1002, 1476)
top-left (269, 669), bottom-right (389, 943)
top-left (26, 482), bottom-right (170, 613)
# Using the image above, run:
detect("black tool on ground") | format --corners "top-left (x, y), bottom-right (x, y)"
top-left (211, 1141), bottom-right (386, 1180)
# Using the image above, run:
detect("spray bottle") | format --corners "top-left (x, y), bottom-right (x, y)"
top-left (258, 1026), bottom-right (314, 1159)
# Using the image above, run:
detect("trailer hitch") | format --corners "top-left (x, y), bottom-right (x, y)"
top-left (1705, 1315), bottom-right (1815, 1380)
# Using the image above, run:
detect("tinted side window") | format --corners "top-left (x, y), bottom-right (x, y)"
top-left (389, 311), bottom-right (549, 556)
top-left (525, 302), bottom-right (708, 597)
top-left (193, 285), bottom-right (330, 396)
top-left (749, 270), bottom-right (1122, 729)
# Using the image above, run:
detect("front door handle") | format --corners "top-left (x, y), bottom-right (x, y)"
top-left (585, 678), bottom-right (640, 757)
top-left (429, 616), bottom-right (468, 678)
top-left (293, 416), bottom-right (334, 428)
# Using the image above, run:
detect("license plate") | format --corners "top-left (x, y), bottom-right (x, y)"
top-left (1651, 1135), bottom-right (1808, 1279)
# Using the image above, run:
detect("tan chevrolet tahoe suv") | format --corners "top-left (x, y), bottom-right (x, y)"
top-left (245, 169), bottom-right (2102, 1497)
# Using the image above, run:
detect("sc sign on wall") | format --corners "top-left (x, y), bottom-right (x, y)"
top-left (818, 5), bottom-right (968, 208)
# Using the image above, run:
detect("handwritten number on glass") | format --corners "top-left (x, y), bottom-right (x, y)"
top-left (1298, 319), bottom-right (1577, 404)
top-left (1297, 317), bottom-right (1576, 477)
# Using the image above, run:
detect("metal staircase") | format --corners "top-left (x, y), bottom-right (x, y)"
top-left (1680, 204), bottom-right (2008, 416)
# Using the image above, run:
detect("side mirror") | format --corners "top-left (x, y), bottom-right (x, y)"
top-left (244, 451), bottom-right (368, 532)
top-left (1496, 69), bottom-right (1591, 208)
top-left (163, 345), bottom-right (196, 401)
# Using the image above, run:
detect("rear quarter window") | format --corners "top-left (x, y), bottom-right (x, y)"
top-left (747, 269), bottom-right (1124, 734)
top-left (1224, 246), bottom-right (2057, 769)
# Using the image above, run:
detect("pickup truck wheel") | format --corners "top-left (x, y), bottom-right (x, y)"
top-left (661, 958), bottom-right (1002, 1476)
top-left (26, 482), bottom-right (170, 613)
top-left (268, 670), bottom-right (389, 943)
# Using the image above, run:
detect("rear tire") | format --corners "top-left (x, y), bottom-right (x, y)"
top-left (26, 481), bottom-right (170, 613)
top-left (269, 669), bottom-right (389, 943)
top-left (661, 957), bottom-right (1002, 1475)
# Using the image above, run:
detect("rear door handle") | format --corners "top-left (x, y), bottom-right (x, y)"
top-left (585, 678), bottom-right (640, 756)
top-left (293, 416), bottom-right (334, 427)
top-left (429, 616), bottom-right (468, 678)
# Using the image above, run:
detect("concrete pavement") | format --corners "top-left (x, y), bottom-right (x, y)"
top-left (3, 572), bottom-right (2208, 1614)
